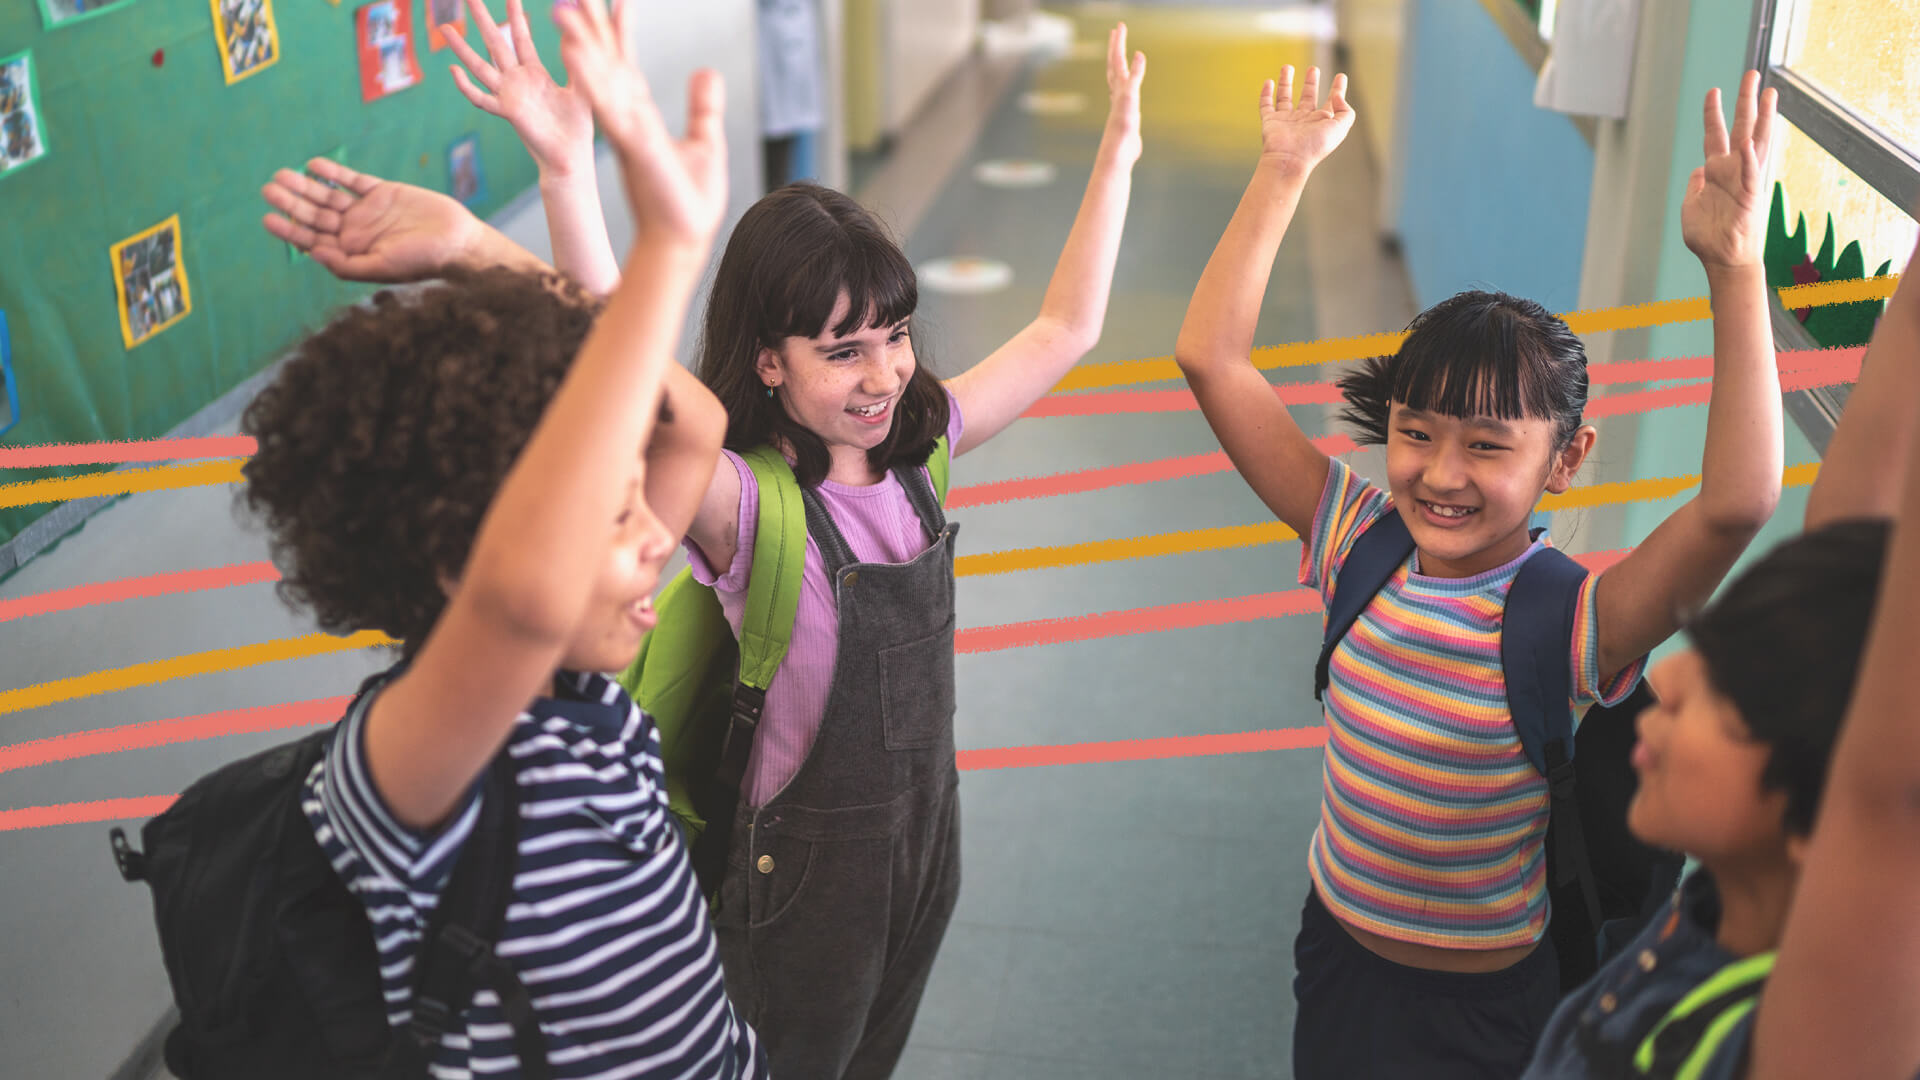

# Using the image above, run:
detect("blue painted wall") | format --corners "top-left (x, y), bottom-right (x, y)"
top-left (1393, 0), bottom-right (1594, 312)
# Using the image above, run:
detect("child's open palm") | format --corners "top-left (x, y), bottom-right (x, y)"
top-left (555, 0), bottom-right (726, 246)
top-left (1259, 65), bottom-right (1354, 173)
top-left (1683, 71), bottom-right (1776, 270)
top-left (1104, 22), bottom-right (1146, 167)
top-left (444, 0), bottom-right (593, 176)
top-left (262, 158), bottom-right (475, 283)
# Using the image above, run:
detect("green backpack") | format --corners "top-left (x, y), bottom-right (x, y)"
top-left (618, 438), bottom-right (950, 880)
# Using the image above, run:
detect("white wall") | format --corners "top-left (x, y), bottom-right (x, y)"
top-left (885, 0), bottom-right (980, 135)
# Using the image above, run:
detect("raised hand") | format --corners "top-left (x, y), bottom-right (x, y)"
top-left (444, 0), bottom-right (594, 177)
top-left (1683, 70), bottom-right (1776, 270)
top-left (1259, 65), bottom-right (1354, 174)
top-left (1103, 22), bottom-right (1146, 167)
top-left (262, 158), bottom-right (482, 283)
top-left (554, 0), bottom-right (727, 247)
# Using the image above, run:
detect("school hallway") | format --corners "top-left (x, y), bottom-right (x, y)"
top-left (0, 1), bottom-right (1843, 1079)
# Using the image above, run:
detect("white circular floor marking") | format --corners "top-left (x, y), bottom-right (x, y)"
top-left (919, 257), bottom-right (1015, 295)
top-left (1020, 90), bottom-right (1087, 115)
top-left (974, 159), bottom-right (1059, 188)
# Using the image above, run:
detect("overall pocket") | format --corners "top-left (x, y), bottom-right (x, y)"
top-left (877, 619), bottom-right (956, 751)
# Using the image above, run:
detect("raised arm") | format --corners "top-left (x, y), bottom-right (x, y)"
top-left (264, 157), bottom-right (549, 282)
top-left (1804, 231), bottom-right (1920, 529)
top-left (366, 0), bottom-right (728, 829)
top-left (945, 23), bottom-right (1143, 454)
top-left (444, 0), bottom-right (621, 294)
top-left (1172, 65), bottom-right (1352, 537)
top-left (1749, 302), bottom-right (1920, 1079)
top-left (1590, 73), bottom-right (1783, 680)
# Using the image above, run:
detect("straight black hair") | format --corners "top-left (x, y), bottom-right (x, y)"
top-left (1338, 290), bottom-right (1589, 452)
top-left (696, 182), bottom-right (949, 488)
top-left (1686, 517), bottom-right (1893, 836)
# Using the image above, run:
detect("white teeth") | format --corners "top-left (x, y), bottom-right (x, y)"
top-left (851, 401), bottom-right (888, 416)
top-left (1425, 501), bottom-right (1476, 518)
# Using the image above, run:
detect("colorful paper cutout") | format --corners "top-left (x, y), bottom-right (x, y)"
top-left (426, 0), bottom-right (464, 52)
top-left (356, 0), bottom-right (422, 101)
top-left (448, 133), bottom-right (486, 207)
top-left (35, 0), bottom-right (138, 30)
top-left (111, 216), bottom-right (192, 349)
top-left (0, 51), bottom-right (49, 178)
top-left (210, 0), bottom-right (279, 84)
top-left (0, 311), bottom-right (17, 439)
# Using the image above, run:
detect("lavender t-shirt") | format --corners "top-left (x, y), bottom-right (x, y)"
top-left (685, 396), bottom-right (964, 806)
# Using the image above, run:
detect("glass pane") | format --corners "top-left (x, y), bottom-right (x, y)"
top-left (1770, 120), bottom-right (1917, 346)
top-left (1779, 0), bottom-right (1920, 156)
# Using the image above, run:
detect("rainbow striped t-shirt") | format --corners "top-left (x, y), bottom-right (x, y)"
top-left (1298, 459), bottom-right (1645, 950)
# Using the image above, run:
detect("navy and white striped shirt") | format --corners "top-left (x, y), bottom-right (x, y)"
top-left (304, 669), bottom-right (764, 1080)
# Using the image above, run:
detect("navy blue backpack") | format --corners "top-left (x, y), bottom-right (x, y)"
top-left (1315, 511), bottom-right (1685, 991)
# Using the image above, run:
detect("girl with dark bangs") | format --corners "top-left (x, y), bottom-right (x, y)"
top-left (450, 15), bottom-right (1150, 1077)
top-left (1174, 68), bottom-right (1786, 1077)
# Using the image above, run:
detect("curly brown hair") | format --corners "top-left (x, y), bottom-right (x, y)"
top-left (241, 267), bottom-right (603, 652)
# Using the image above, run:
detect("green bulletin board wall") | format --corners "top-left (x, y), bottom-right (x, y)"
top-left (0, 0), bottom-right (549, 547)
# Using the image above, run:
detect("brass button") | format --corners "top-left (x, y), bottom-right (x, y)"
top-left (1637, 949), bottom-right (1657, 973)
top-left (843, 571), bottom-right (859, 587)
top-left (1598, 992), bottom-right (1618, 1014)
top-left (756, 854), bottom-right (775, 874)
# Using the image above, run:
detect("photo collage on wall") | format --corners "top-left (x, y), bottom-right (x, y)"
top-left (356, 0), bottom-right (422, 101)
top-left (35, 0), bottom-right (137, 29)
top-left (448, 133), bottom-right (485, 207)
top-left (426, 0), bottom-right (464, 52)
top-left (210, 0), bottom-right (279, 83)
top-left (111, 217), bottom-right (193, 349)
top-left (0, 51), bottom-right (48, 178)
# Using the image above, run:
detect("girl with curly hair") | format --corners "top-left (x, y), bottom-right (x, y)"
top-left (250, 3), bottom-right (765, 1074)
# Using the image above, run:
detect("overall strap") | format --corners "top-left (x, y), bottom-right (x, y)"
top-left (1503, 541), bottom-right (1602, 928)
top-left (1633, 951), bottom-right (1775, 1080)
top-left (1314, 510), bottom-right (1416, 701)
top-left (402, 750), bottom-right (549, 1080)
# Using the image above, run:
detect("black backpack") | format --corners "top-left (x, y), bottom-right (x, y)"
top-left (108, 675), bottom-right (552, 1079)
top-left (1315, 512), bottom-right (1685, 991)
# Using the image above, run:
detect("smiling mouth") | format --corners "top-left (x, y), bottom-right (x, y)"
top-left (848, 398), bottom-right (894, 421)
top-left (1419, 500), bottom-right (1479, 520)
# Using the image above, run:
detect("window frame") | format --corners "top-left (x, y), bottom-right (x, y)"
top-left (1746, 0), bottom-right (1917, 453)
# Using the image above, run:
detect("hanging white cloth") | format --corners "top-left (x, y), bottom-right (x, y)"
top-left (1534, 0), bottom-right (1644, 120)
top-left (758, 0), bottom-right (826, 137)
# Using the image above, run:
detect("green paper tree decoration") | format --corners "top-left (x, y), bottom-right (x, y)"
top-left (1764, 181), bottom-right (1893, 348)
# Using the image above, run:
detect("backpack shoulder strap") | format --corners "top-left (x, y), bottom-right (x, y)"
top-left (928, 434), bottom-right (951, 504)
top-left (1635, 951), bottom-right (1774, 1079)
top-left (736, 446), bottom-right (807, 693)
top-left (403, 750), bottom-right (549, 1080)
top-left (1314, 509), bottom-right (1416, 701)
top-left (1503, 541), bottom-right (1603, 928)
top-left (1501, 542), bottom-right (1587, 775)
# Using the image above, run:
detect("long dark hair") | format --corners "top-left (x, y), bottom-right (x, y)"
top-left (697, 183), bottom-right (949, 487)
top-left (1337, 290), bottom-right (1590, 453)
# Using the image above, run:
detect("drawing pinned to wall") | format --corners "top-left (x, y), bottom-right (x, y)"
top-left (426, 0), bottom-right (464, 51)
top-left (0, 51), bottom-right (49, 178)
top-left (35, 0), bottom-right (137, 29)
top-left (448, 133), bottom-right (485, 207)
top-left (111, 216), bottom-right (192, 350)
top-left (0, 311), bottom-right (17, 439)
top-left (355, 0), bottom-right (421, 101)
top-left (210, 0), bottom-right (279, 83)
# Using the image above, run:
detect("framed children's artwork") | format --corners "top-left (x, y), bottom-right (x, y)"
top-left (448, 133), bottom-right (486, 208)
top-left (0, 51), bottom-right (49, 179)
top-left (355, 0), bottom-right (421, 102)
top-left (425, 0), bottom-right (464, 52)
top-left (111, 216), bottom-right (192, 350)
top-left (210, 0), bottom-right (279, 84)
top-left (0, 311), bottom-right (18, 439)
top-left (36, 0), bottom-right (137, 30)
